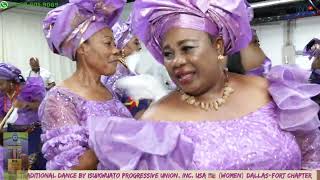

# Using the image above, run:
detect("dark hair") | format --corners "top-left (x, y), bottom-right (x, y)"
top-left (306, 39), bottom-right (316, 51)
top-left (227, 52), bottom-right (245, 74)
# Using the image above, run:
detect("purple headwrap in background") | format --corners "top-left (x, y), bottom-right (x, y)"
top-left (112, 15), bottom-right (134, 49)
top-left (0, 63), bottom-right (24, 83)
top-left (132, 0), bottom-right (252, 64)
top-left (43, 0), bottom-right (126, 60)
top-left (303, 38), bottom-right (320, 60)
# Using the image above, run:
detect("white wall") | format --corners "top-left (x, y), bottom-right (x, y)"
top-left (0, 7), bottom-right (76, 83)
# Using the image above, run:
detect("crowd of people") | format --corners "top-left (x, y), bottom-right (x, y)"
top-left (0, 0), bottom-right (319, 173)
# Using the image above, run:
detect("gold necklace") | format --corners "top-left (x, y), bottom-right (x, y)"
top-left (179, 83), bottom-right (234, 111)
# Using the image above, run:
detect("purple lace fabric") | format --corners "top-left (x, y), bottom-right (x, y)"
top-left (89, 65), bottom-right (320, 170)
top-left (39, 85), bottom-right (132, 170)
top-left (246, 57), bottom-right (272, 77)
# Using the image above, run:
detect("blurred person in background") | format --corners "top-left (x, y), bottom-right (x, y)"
top-left (303, 38), bottom-right (320, 83)
top-left (102, 16), bottom-right (176, 118)
top-left (25, 57), bottom-right (56, 91)
top-left (227, 28), bottom-right (271, 77)
top-left (303, 38), bottom-right (320, 119)
top-left (0, 62), bottom-right (46, 170)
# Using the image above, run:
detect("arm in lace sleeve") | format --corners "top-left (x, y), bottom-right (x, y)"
top-left (295, 130), bottom-right (320, 169)
top-left (267, 65), bottom-right (320, 169)
top-left (39, 89), bottom-right (93, 170)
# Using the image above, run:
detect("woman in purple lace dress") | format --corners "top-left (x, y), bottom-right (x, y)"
top-left (39, 0), bottom-right (131, 170)
top-left (88, 0), bottom-right (320, 170)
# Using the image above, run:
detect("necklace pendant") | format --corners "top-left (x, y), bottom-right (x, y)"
top-left (180, 84), bottom-right (234, 111)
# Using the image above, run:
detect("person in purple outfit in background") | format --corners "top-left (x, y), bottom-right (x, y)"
top-left (227, 28), bottom-right (271, 76)
top-left (303, 38), bottom-right (320, 119)
top-left (0, 62), bottom-right (46, 170)
top-left (40, 0), bottom-right (132, 170)
top-left (304, 38), bottom-right (320, 84)
top-left (88, 0), bottom-right (320, 170)
top-left (0, 63), bottom-right (45, 125)
top-left (243, 29), bottom-right (272, 76)
top-left (102, 15), bottom-right (140, 97)
top-left (101, 16), bottom-right (151, 118)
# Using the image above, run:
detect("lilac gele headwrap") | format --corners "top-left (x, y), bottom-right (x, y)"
top-left (303, 38), bottom-right (320, 60)
top-left (131, 0), bottom-right (252, 64)
top-left (112, 15), bottom-right (134, 49)
top-left (43, 0), bottom-right (126, 60)
top-left (0, 63), bottom-right (24, 83)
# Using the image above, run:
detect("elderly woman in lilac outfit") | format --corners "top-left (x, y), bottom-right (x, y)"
top-left (39, 0), bottom-right (132, 170)
top-left (0, 63), bottom-right (45, 125)
top-left (88, 0), bottom-right (320, 170)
